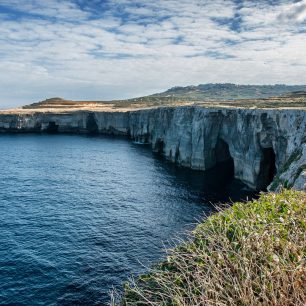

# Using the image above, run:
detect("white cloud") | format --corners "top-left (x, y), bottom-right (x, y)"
top-left (278, 0), bottom-right (306, 23)
top-left (0, 0), bottom-right (305, 108)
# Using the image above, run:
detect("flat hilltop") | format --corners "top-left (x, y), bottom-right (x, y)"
top-left (3, 84), bottom-right (306, 113)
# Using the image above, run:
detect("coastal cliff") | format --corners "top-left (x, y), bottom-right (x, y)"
top-left (0, 106), bottom-right (305, 191)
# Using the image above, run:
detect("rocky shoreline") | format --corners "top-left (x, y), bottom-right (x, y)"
top-left (0, 106), bottom-right (305, 191)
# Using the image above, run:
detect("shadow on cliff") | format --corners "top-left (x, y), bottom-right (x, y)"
top-left (86, 113), bottom-right (99, 134)
top-left (213, 138), bottom-right (234, 183)
top-left (146, 153), bottom-right (255, 205)
top-left (154, 156), bottom-right (255, 204)
top-left (45, 121), bottom-right (59, 133)
top-left (258, 147), bottom-right (276, 191)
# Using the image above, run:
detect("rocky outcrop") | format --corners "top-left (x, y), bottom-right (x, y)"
top-left (0, 107), bottom-right (305, 191)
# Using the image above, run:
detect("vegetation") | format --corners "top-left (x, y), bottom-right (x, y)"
top-left (22, 84), bottom-right (306, 110)
top-left (152, 84), bottom-right (306, 101)
top-left (116, 190), bottom-right (306, 306)
top-left (270, 149), bottom-right (303, 191)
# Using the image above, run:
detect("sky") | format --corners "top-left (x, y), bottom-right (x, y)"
top-left (0, 0), bottom-right (306, 108)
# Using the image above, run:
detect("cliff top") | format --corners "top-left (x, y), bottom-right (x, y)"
top-left (1, 84), bottom-right (306, 113)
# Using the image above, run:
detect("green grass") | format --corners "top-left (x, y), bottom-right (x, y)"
top-left (116, 190), bottom-right (306, 306)
top-left (23, 87), bottom-right (306, 110)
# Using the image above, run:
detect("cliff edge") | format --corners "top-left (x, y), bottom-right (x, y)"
top-left (0, 105), bottom-right (305, 192)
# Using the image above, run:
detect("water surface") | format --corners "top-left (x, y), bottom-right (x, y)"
top-left (0, 135), bottom-right (253, 305)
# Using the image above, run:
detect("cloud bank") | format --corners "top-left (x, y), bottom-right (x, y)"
top-left (0, 0), bottom-right (305, 107)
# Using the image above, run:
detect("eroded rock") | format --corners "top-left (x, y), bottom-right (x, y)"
top-left (0, 107), bottom-right (305, 191)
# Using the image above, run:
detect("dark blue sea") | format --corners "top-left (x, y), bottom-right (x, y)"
top-left (0, 134), bottom-right (253, 305)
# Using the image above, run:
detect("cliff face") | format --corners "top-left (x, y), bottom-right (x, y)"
top-left (0, 107), bottom-right (305, 191)
top-left (129, 107), bottom-right (306, 191)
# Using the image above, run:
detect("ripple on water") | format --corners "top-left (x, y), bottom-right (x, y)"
top-left (0, 134), bottom-right (254, 305)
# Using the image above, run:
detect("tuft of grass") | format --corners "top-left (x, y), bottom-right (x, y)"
top-left (116, 190), bottom-right (306, 306)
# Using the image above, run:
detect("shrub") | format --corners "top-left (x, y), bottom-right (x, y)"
top-left (117, 190), bottom-right (306, 306)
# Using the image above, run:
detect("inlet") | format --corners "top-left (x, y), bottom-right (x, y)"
top-left (257, 147), bottom-right (276, 190)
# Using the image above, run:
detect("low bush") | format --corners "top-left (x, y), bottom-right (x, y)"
top-left (117, 190), bottom-right (305, 306)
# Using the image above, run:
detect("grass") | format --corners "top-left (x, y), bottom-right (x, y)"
top-left (115, 190), bottom-right (306, 306)
top-left (23, 90), bottom-right (306, 110)
top-left (23, 97), bottom-right (306, 110)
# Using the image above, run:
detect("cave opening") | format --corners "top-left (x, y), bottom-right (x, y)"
top-left (46, 121), bottom-right (59, 133)
top-left (213, 138), bottom-right (234, 185)
top-left (155, 139), bottom-right (165, 155)
top-left (86, 113), bottom-right (99, 134)
top-left (257, 147), bottom-right (276, 191)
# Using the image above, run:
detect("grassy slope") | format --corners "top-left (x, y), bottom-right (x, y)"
top-left (151, 84), bottom-right (306, 101)
top-left (119, 190), bottom-right (305, 306)
top-left (22, 86), bottom-right (306, 110)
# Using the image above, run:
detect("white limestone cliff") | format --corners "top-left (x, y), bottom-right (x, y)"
top-left (0, 106), bottom-right (305, 191)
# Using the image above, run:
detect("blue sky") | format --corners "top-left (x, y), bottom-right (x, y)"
top-left (0, 0), bottom-right (306, 107)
